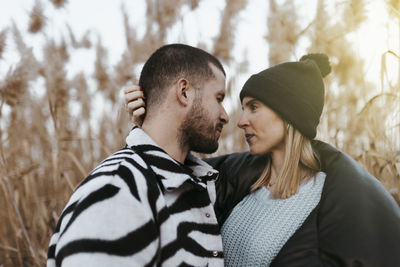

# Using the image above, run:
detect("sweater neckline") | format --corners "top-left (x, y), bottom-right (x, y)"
top-left (254, 171), bottom-right (326, 202)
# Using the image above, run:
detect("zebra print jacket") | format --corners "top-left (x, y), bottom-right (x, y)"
top-left (47, 127), bottom-right (224, 267)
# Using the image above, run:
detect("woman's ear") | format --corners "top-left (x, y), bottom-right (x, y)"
top-left (175, 78), bottom-right (193, 107)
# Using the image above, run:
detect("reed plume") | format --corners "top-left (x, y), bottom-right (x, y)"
top-left (213, 0), bottom-right (248, 62)
top-left (28, 0), bottom-right (46, 34)
top-left (50, 0), bottom-right (67, 8)
top-left (94, 39), bottom-right (110, 92)
top-left (0, 29), bottom-right (6, 59)
top-left (266, 0), bottom-right (299, 65)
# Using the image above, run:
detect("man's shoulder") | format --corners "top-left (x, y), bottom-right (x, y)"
top-left (48, 147), bottom-right (162, 267)
top-left (95, 147), bottom-right (143, 172)
top-left (70, 147), bottom-right (151, 203)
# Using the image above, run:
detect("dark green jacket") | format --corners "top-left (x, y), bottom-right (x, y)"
top-left (205, 140), bottom-right (400, 267)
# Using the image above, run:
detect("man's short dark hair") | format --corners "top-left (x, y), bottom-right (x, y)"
top-left (139, 44), bottom-right (225, 113)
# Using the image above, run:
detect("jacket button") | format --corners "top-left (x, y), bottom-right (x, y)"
top-left (212, 251), bottom-right (219, 257)
top-left (207, 171), bottom-right (213, 176)
top-left (205, 213), bottom-right (211, 218)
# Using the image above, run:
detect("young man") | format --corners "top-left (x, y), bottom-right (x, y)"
top-left (47, 44), bottom-right (229, 267)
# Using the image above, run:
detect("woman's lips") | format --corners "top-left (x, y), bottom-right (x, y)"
top-left (245, 133), bottom-right (255, 142)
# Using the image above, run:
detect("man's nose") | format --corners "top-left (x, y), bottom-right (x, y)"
top-left (220, 107), bottom-right (229, 125)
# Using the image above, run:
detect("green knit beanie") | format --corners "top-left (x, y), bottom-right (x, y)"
top-left (239, 53), bottom-right (331, 139)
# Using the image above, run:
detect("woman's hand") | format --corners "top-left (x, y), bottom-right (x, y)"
top-left (124, 85), bottom-right (146, 126)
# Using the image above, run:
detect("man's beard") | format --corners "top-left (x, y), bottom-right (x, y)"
top-left (179, 96), bottom-right (221, 154)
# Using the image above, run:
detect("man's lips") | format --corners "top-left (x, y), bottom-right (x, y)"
top-left (216, 124), bottom-right (223, 133)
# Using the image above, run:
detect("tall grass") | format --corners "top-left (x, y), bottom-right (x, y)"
top-left (0, 0), bottom-right (399, 265)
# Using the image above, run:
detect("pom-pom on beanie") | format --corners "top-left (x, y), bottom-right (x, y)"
top-left (239, 53), bottom-right (331, 139)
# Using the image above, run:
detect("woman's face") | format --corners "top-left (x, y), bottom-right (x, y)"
top-left (238, 96), bottom-right (286, 155)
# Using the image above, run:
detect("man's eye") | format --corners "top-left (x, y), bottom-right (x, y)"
top-left (250, 104), bottom-right (257, 111)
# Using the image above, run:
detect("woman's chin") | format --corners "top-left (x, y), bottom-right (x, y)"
top-left (249, 147), bottom-right (264, 156)
top-left (248, 143), bottom-right (271, 155)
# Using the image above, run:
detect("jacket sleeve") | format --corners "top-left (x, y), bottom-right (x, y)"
top-left (311, 140), bottom-right (400, 267)
top-left (271, 141), bottom-right (400, 266)
top-left (47, 164), bottom-right (160, 267)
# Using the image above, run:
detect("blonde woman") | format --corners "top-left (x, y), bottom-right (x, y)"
top-left (125, 54), bottom-right (400, 266)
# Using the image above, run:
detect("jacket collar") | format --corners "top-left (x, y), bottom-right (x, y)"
top-left (125, 127), bottom-right (219, 191)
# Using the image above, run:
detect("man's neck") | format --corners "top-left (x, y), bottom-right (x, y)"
top-left (142, 117), bottom-right (189, 164)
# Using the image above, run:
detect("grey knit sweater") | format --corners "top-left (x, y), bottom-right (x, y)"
top-left (221, 172), bottom-right (326, 266)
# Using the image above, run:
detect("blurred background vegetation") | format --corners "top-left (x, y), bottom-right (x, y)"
top-left (0, 0), bottom-right (399, 265)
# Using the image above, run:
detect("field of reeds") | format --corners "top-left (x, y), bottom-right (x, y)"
top-left (0, 0), bottom-right (399, 266)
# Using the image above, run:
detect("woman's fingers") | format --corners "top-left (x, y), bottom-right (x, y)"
top-left (127, 98), bottom-right (146, 116)
top-left (125, 90), bottom-right (145, 105)
top-left (132, 107), bottom-right (145, 127)
top-left (124, 84), bottom-right (144, 104)
top-left (123, 84), bottom-right (146, 126)
top-left (133, 107), bottom-right (146, 117)
top-left (123, 84), bottom-right (141, 94)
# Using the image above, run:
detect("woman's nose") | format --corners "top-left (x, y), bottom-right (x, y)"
top-left (237, 113), bottom-right (249, 129)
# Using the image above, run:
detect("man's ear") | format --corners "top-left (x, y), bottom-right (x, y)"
top-left (175, 78), bottom-right (194, 107)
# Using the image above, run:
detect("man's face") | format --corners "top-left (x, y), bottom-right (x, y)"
top-left (180, 64), bottom-right (229, 154)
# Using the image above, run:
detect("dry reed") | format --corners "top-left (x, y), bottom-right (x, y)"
top-left (28, 0), bottom-right (46, 34)
top-left (213, 0), bottom-right (248, 62)
top-left (0, 29), bottom-right (6, 59)
top-left (266, 0), bottom-right (300, 65)
top-left (50, 0), bottom-right (67, 8)
top-left (67, 25), bottom-right (92, 49)
top-left (0, 64), bottom-right (28, 107)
